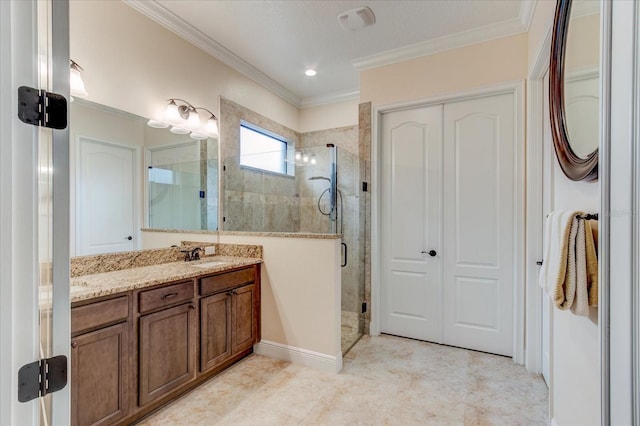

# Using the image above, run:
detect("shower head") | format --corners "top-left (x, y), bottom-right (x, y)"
top-left (308, 176), bottom-right (331, 182)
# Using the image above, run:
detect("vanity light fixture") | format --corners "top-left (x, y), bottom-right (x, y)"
top-left (293, 149), bottom-right (316, 166)
top-left (147, 98), bottom-right (219, 140)
top-left (69, 59), bottom-right (88, 98)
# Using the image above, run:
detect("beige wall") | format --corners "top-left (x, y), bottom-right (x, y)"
top-left (360, 33), bottom-right (528, 106)
top-left (141, 231), bottom-right (341, 357)
top-left (528, 0), bottom-right (556, 74)
top-left (299, 99), bottom-right (359, 133)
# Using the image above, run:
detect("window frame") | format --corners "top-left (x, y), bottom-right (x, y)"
top-left (239, 121), bottom-right (294, 177)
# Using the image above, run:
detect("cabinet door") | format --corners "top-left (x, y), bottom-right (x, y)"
top-left (231, 284), bottom-right (257, 355)
top-left (138, 303), bottom-right (197, 406)
top-left (200, 292), bottom-right (232, 372)
top-left (71, 323), bottom-right (130, 426)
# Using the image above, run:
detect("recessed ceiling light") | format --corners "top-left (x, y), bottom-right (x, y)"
top-left (305, 69), bottom-right (317, 77)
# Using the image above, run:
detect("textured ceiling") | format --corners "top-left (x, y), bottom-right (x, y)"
top-left (141, 0), bottom-right (528, 106)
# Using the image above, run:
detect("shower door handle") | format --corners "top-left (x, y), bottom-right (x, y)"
top-left (341, 242), bottom-right (347, 267)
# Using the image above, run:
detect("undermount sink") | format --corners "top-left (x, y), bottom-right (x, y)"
top-left (190, 260), bottom-right (229, 268)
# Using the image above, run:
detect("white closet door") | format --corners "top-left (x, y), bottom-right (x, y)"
top-left (77, 138), bottom-right (136, 255)
top-left (380, 105), bottom-right (443, 342)
top-left (442, 93), bottom-right (515, 356)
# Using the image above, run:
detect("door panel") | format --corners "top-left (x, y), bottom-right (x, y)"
top-left (200, 292), bottom-right (231, 371)
top-left (232, 284), bottom-right (256, 354)
top-left (443, 94), bottom-right (515, 356)
top-left (77, 138), bottom-right (135, 255)
top-left (380, 105), bottom-right (443, 342)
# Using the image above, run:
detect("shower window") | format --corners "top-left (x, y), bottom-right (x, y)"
top-left (240, 122), bottom-right (294, 176)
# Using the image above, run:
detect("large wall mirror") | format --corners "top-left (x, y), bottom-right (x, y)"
top-left (549, 0), bottom-right (600, 181)
top-left (70, 99), bottom-right (218, 256)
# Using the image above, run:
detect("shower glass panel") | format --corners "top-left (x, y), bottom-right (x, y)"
top-left (223, 144), bottom-right (366, 354)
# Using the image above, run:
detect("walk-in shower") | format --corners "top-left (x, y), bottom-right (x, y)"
top-left (223, 141), bottom-right (366, 354)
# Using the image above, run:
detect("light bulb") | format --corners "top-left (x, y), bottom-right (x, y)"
top-left (147, 119), bottom-right (169, 129)
top-left (190, 132), bottom-right (208, 140)
top-left (205, 117), bottom-right (218, 137)
top-left (310, 156), bottom-right (317, 165)
top-left (186, 109), bottom-right (201, 130)
top-left (295, 151), bottom-right (302, 161)
top-left (164, 100), bottom-right (181, 124)
top-left (170, 126), bottom-right (189, 134)
top-left (302, 154), bottom-right (309, 163)
top-left (69, 62), bottom-right (88, 98)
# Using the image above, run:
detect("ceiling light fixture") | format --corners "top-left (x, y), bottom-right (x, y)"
top-left (305, 69), bottom-right (317, 77)
top-left (147, 98), bottom-right (219, 140)
top-left (69, 59), bottom-right (88, 98)
top-left (337, 6), bottom-right (376, 31)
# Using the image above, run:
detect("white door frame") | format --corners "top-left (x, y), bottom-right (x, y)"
top-left (524, 21), bottom-right (553, 376)
top-left (0, 0), bottom-right (70, 424)
top-left (371, 80), bottom-right (526, 363)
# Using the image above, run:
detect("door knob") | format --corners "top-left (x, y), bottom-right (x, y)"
top-left (421, 250), bottom-right (437, 257)
top-left (126, 236), bottom-right (133, 241)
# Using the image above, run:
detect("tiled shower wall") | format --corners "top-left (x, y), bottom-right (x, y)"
top-left (220, 97), bottom-right (301, 232)
top-left (219, 97), bottom-right (372, 330)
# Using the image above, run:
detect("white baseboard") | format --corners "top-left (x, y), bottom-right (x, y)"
top-left (254, 340), bottom-right (343, 373)
top-left (550, 418), bottom-right (558, 426)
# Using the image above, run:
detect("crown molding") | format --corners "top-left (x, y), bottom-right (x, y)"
top-left (520, 0), bottom-right (537, 30)
top-left (353, 7), bottom-right (533, 71)
top-left (300, 89), bottom-right (360, 109)
top-left (123, 0), bottom-right (302, 107)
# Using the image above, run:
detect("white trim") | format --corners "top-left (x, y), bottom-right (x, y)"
top-left (550, 418), bottom-right (559, 426)
top-left (0, 1), bottom-right (39, 424)
top-left (353, 19), bottom-right (528, 71)
top-left (254, 340), bottom-right (343, 374)
top-left (300, 89), bottom-right (360, 109)
top-left (525, 19), bottom-right (553, 376)
top-left (370, 81), bottom-right (526, 364)
top-left (520, 0), bottom-right (537, 30)
top-left (123, 0), bottom-right (301, 107)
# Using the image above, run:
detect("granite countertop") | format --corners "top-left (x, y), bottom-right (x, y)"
top-left (70, 256), bottom-right (262, 303)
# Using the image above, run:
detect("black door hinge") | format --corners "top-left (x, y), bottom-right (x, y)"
top-left (362, 301), bottom-right (367, 314)
top-left (18, 355), bottom-right (67, 403)
top-left (362, 182), bottom-right (368, 192)
top-left (18, 86), bottom-right (67, 129)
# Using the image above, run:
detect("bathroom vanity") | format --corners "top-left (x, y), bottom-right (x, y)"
top-left (70, 256), bottom-right (261, 426)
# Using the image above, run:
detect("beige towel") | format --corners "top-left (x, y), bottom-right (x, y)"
top-left (539, 210), bottom-right (584, 310)
top-left (572, 219), bottom-right (589, 316)
top-left (585, 219), bottom-right (599, 307)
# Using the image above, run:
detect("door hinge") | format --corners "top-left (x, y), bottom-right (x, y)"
top-left (362, 182), bottom-right (368, 192)
top-left (362, 301), bottom-right (367, 314)
top-left (18, 355), bottom-right (68, 403)
top-left (18, 86), bottom-right (67, 130)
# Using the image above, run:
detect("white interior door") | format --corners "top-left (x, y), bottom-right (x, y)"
top-left (380, 105), bottom-right (443, 342)
top-left (442, 93), bottom-right (515, 357)
top-left (77, 137), bottom-right (136, 255)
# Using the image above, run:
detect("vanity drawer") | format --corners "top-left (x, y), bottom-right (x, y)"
top-left (200, 267), bottom-right (255, 296)
top-left (71, 295), bottom-right (129, 335)
top-left (139, 281), bottom-right (194, 314)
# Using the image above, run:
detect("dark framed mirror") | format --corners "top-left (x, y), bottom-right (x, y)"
top-left (549, 0), bottom-right (600, 181)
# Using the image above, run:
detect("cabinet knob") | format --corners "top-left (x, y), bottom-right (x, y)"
top-left (71, 341), bottom-right (78, 349)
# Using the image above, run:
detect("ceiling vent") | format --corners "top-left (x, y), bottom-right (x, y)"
top-left (337, 6), bottom-right (376, 31)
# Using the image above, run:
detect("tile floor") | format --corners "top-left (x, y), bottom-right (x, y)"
top-left (138, 335), bottom-right (548, 425)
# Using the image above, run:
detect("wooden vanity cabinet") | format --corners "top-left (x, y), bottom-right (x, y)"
top-left (199, 266), bottom-right (260, 373)
top-left (71, 295), bottom-right (131, 426)
top-left (137, 281), bottom-right (197, 406)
